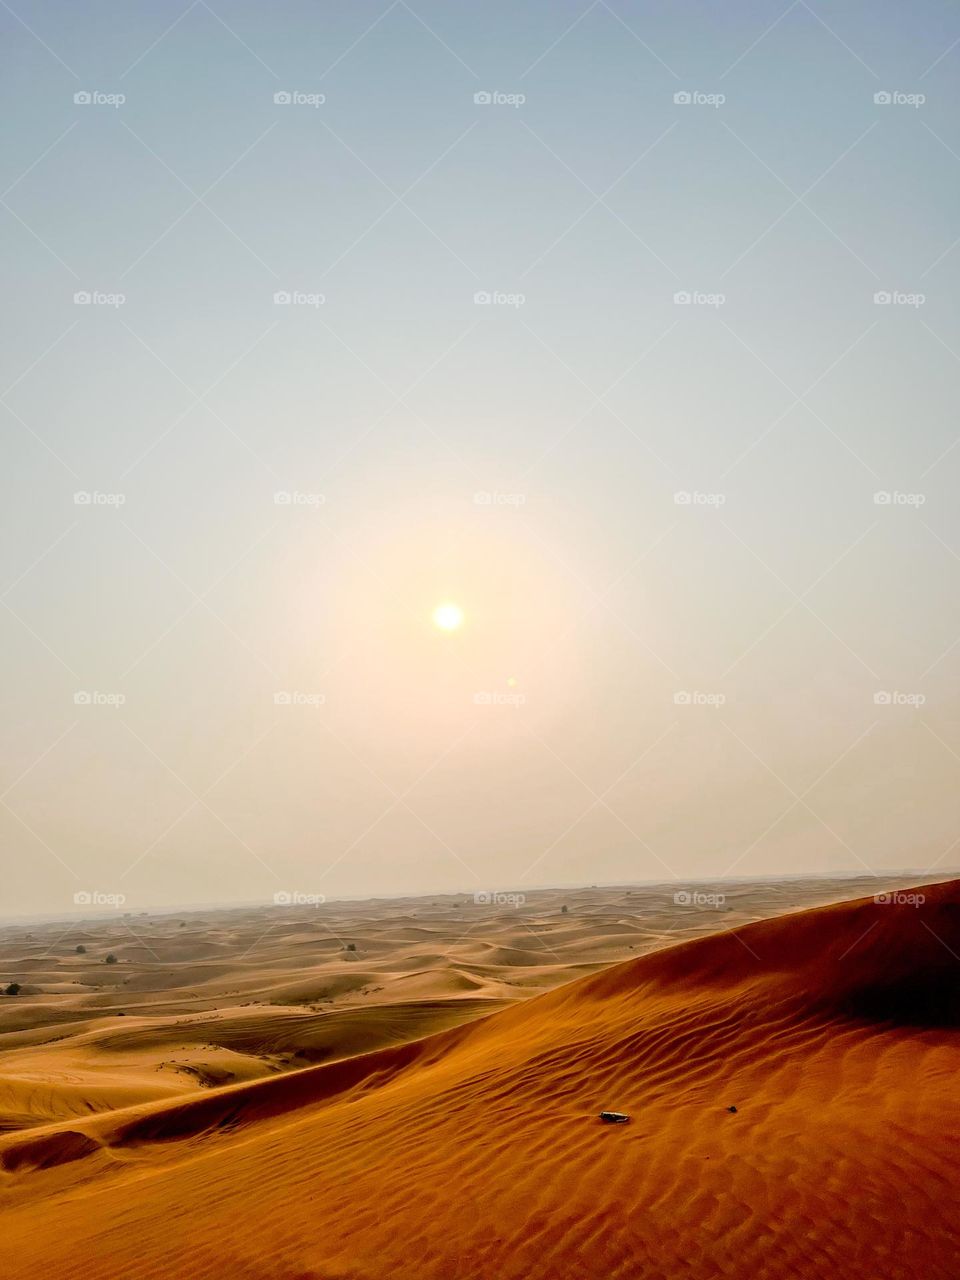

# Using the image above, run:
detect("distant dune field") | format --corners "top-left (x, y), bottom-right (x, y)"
top-left (0, 875), bottom-right (956, 1277)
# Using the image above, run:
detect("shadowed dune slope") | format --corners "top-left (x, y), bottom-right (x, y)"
top-left (1, 880), bottom-right (959, 1279)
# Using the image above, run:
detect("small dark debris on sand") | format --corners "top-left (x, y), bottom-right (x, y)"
top-left (599, 1111), bottom-right (630, 1124)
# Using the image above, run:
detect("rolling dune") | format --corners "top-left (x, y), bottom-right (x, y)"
top-left (0, 877), bottom-right (957, 1277)
top-left (1, 878), bottom-right (883, 1131)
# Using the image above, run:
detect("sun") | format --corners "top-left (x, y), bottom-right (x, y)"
top-left (433, 602), bottom-right (464, 631)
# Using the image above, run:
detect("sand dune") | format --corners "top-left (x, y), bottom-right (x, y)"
top-left (2, 877), bottom-right (917, 1123)
top-left (0, 876), bottom-right (957, 1277)
top-left (0, 879), bottom-right (857, 1127)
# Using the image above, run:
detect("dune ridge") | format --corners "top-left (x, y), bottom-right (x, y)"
top-left (1, 877), bottom-right (902, 1136)
top-left (0, 878), bottom-right (958, 1278)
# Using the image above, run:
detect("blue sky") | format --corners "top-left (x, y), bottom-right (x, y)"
top-left (2, 1), bottom-right (960, 916)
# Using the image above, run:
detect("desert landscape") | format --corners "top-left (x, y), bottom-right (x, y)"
top-left (1, 874), bottom-right (957, 1277)
top-left (5, 1), bottom-right (959, 1275)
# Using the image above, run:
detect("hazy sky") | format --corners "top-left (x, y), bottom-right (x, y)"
top-left (3, 1), bottom-right (960, 917)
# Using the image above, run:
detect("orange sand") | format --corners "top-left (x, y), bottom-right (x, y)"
top-left (0, 877), bottom-right (957, 1278)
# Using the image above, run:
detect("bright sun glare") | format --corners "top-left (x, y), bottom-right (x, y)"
top-left (433, 602), bottom-right (464, 631)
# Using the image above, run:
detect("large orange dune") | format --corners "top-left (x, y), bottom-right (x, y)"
top-left (1, 880), bottom-right (959, 1278)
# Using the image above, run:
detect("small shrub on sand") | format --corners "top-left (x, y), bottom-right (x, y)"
top-left (4, 982), bottom-right (21, 996)
top-left (105, 954), bottom-right (118, 965)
